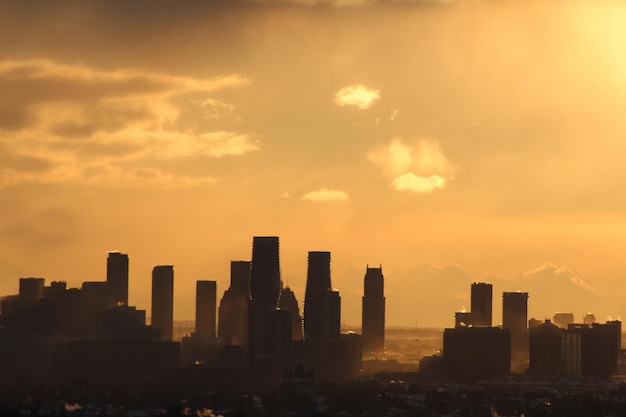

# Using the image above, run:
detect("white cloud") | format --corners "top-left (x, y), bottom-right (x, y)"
top-left (333, 85), bottom-right (380, 109)
top-left (368, 138), bottom-right (452, 176)
top-left (392, 173), bottom-right (446, 193)
top-left (368, 138), bottom-right (454, 192)
top-left (302, 188), bottom-right (350, 201)
top-left (0, 59), bottom-right (255, 188)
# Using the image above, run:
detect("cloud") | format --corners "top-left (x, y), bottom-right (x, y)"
top-left (333, 85), bottom-right (380, 109)
top-left (392, 173), bottom-right (446, 193)
top-left (0, 59), bottom-right (255, 188)
top-left (302, 188), bottom-right (350, 201)
top-left (368, 137), bottom-right (454, 192)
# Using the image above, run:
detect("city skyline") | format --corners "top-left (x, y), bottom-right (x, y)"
top-left (2, 0), bottom-right (626, 327)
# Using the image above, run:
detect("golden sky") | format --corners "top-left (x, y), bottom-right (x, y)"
top-left (2, 0), bottom-right (626, 327)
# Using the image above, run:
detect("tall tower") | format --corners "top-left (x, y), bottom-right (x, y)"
top-left (247, 236), bottom-right (284, 368)
top-left (304, 251), bottom-right (340, 342)
top-left (249, 236), bottom-right (281, 309)
top-left (362, 265), bottom-right (385, 355)
top-left (278, 286), bottom-right (304, 341)
top-left (152, 265), bottom-right (174, 341)
top-left (196, 280), bottom-right (217, 337)
top-left (107, 251), bottom-right (129, 306)
top-left (502, 291), bottom-right (529, 371)
top-left (218, 260), bottom-right (250, 345)
top-left (470, 282), bottom-right (492, 327)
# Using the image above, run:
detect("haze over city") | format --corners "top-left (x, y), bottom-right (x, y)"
top-left (2, 0), bottom-right (626, 327)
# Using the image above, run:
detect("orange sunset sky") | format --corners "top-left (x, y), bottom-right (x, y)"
top-left (1, 0), bottom-right (626, 327)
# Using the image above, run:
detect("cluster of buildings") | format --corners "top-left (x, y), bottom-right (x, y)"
top-left (437, 282), bottom-right (621, 380)
top-left (0, 236), bottom-right (387, 387)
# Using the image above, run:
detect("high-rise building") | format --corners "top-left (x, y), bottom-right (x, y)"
top-left (152, 265), bottom-right (174, 341)
top-left (529, 319), bottom-right (562, 376)
top-left (19, 277), bottom-right (45, 303)
top-left (304, 251), bottom-right (340, 342)
top-left (278, 286), bottom-right (304, 341)
top-left (196, 280), bottom-right (217, 337)
top-left (553, 312), bottom-right (575, 329)
top-left (502, 291), bottom-right (529, 371)
top-left (470, 282), bottom-right (492, 327)
top-left (80, 281), bottom-right (111, 340)
top-left (249, 236), bottom-right (281, 309)
top-left (218, 261), bottom-right (250, 346)
top-left (247, 236), bottom-right (283, 368)
top-left (107, 251), bottom-right (129, 306)
top-left (362, 265), bottom-right (385, 355)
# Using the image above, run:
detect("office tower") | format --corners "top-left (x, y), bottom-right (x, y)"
top-left (562, 321), bottom-right (621, 377)
top-left (304, 251), bottom-right (340, 342)
top-left (107, 251), bottom-right (129, 306)
top-left (80, 281), bottom-right (111, 340)
top-left (529, 319), bottom-right (562, 376)
top-left (278, 286), bottom-right (303, 341)
top-left (362, 265), bottom-right (385, 354)
top-left (19, 277), bottom-right (45, 303)
top-left (152, 265), bottom-right (174, 341)
top-left (249, 236), bottom-right (281, 309)
top-left (502, 291), bottom-right (529, 371)
top-left (470, 282), bottom-right (492, 327)
top-left (455, 311), bottom-right (480, 327)
top-left (443, 326), bottom-right (511, 380)
top-left (218, 261), bottom-right (250, 345)
top-left (248, 236), bottom-right (283, 368)
top-left (196, 280), bottom-right (217, 337)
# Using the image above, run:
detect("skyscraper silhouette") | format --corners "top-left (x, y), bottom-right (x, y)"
top-left (152, 265), bottom-right (174, 341)
top-left (249, 237), bottom-right (281, 309)
top-left (278, 286), bottom-right (303, 341)
top-left (218, 261), bottom-right (250, 345)
top-left (304, 251), bottom-right (340, 342)
top-left (196, 280), bottom-right (216, 337)
top-left (470, 282), bottom-right (492, 327)
top-left (107, 251), bottom-right (129, 306)
top-left (247, 236), bottom-right (284, 368)
top-left (502, 291), bottom-right (529, 371)
top-left (362, 265), bottom-right (385, 354)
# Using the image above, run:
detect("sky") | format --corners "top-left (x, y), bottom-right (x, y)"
top-left (2, 0), bottom-right (626, 328)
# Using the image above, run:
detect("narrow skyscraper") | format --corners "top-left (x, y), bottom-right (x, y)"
top-left (470, 282), bottom-right (492, 327)
top-left (196, 280), bottom-right (217, 337)
top-left (152, 265), bottom-right (174, 341)
top-left (304, 251), bottom-right (340, 342)
top-left (107, 251), bottom-right (129, 306)
top-left (502, 291), bottom-right (529, 371)
top-left (247, 236), bottom-right (286, 368)
top-left (362, 265), bottom-right (385, 355)
top-left (218, 260), bottom-right (250, 346)
top-left (278, 286), bottom-right (304, 341)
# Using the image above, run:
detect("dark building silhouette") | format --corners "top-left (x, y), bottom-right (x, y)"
top-left (195, 280), bottom-right (216, 337)
top-left (470, 282), bottom-right (492, 327)
top-left (455, 311), bottom-right (480, 327)
top-left (19, 277), bottom-right (45, 303)
top-left (247, 236), bottom-right (284, 369)
top-left (152, 265), bottom-right (174, 341)
top-left (102, 305), bottom-right (158, 341)
top-left (304, 251), bottom-right (340, 342)
top-left (563, 321), bottom-right (621, 377)
top-left (529, 319), bottom-right (562, 376)
top-left (443, 326), bottom-right (511, 380)
top-left (80, 281), bottom-right (111, 340)
top-left (249, 236), bottom-right (281, 309)
top-left (502, 291), bottom-right (529, 371)
top-left (362, 265), bottom-right (385, 355)
top-left (278, 286), bottom-right (303, 341)
top-left (218, 260), bottom-right (250, 345)
top-left (107, 251), bottom-right (129, 306)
